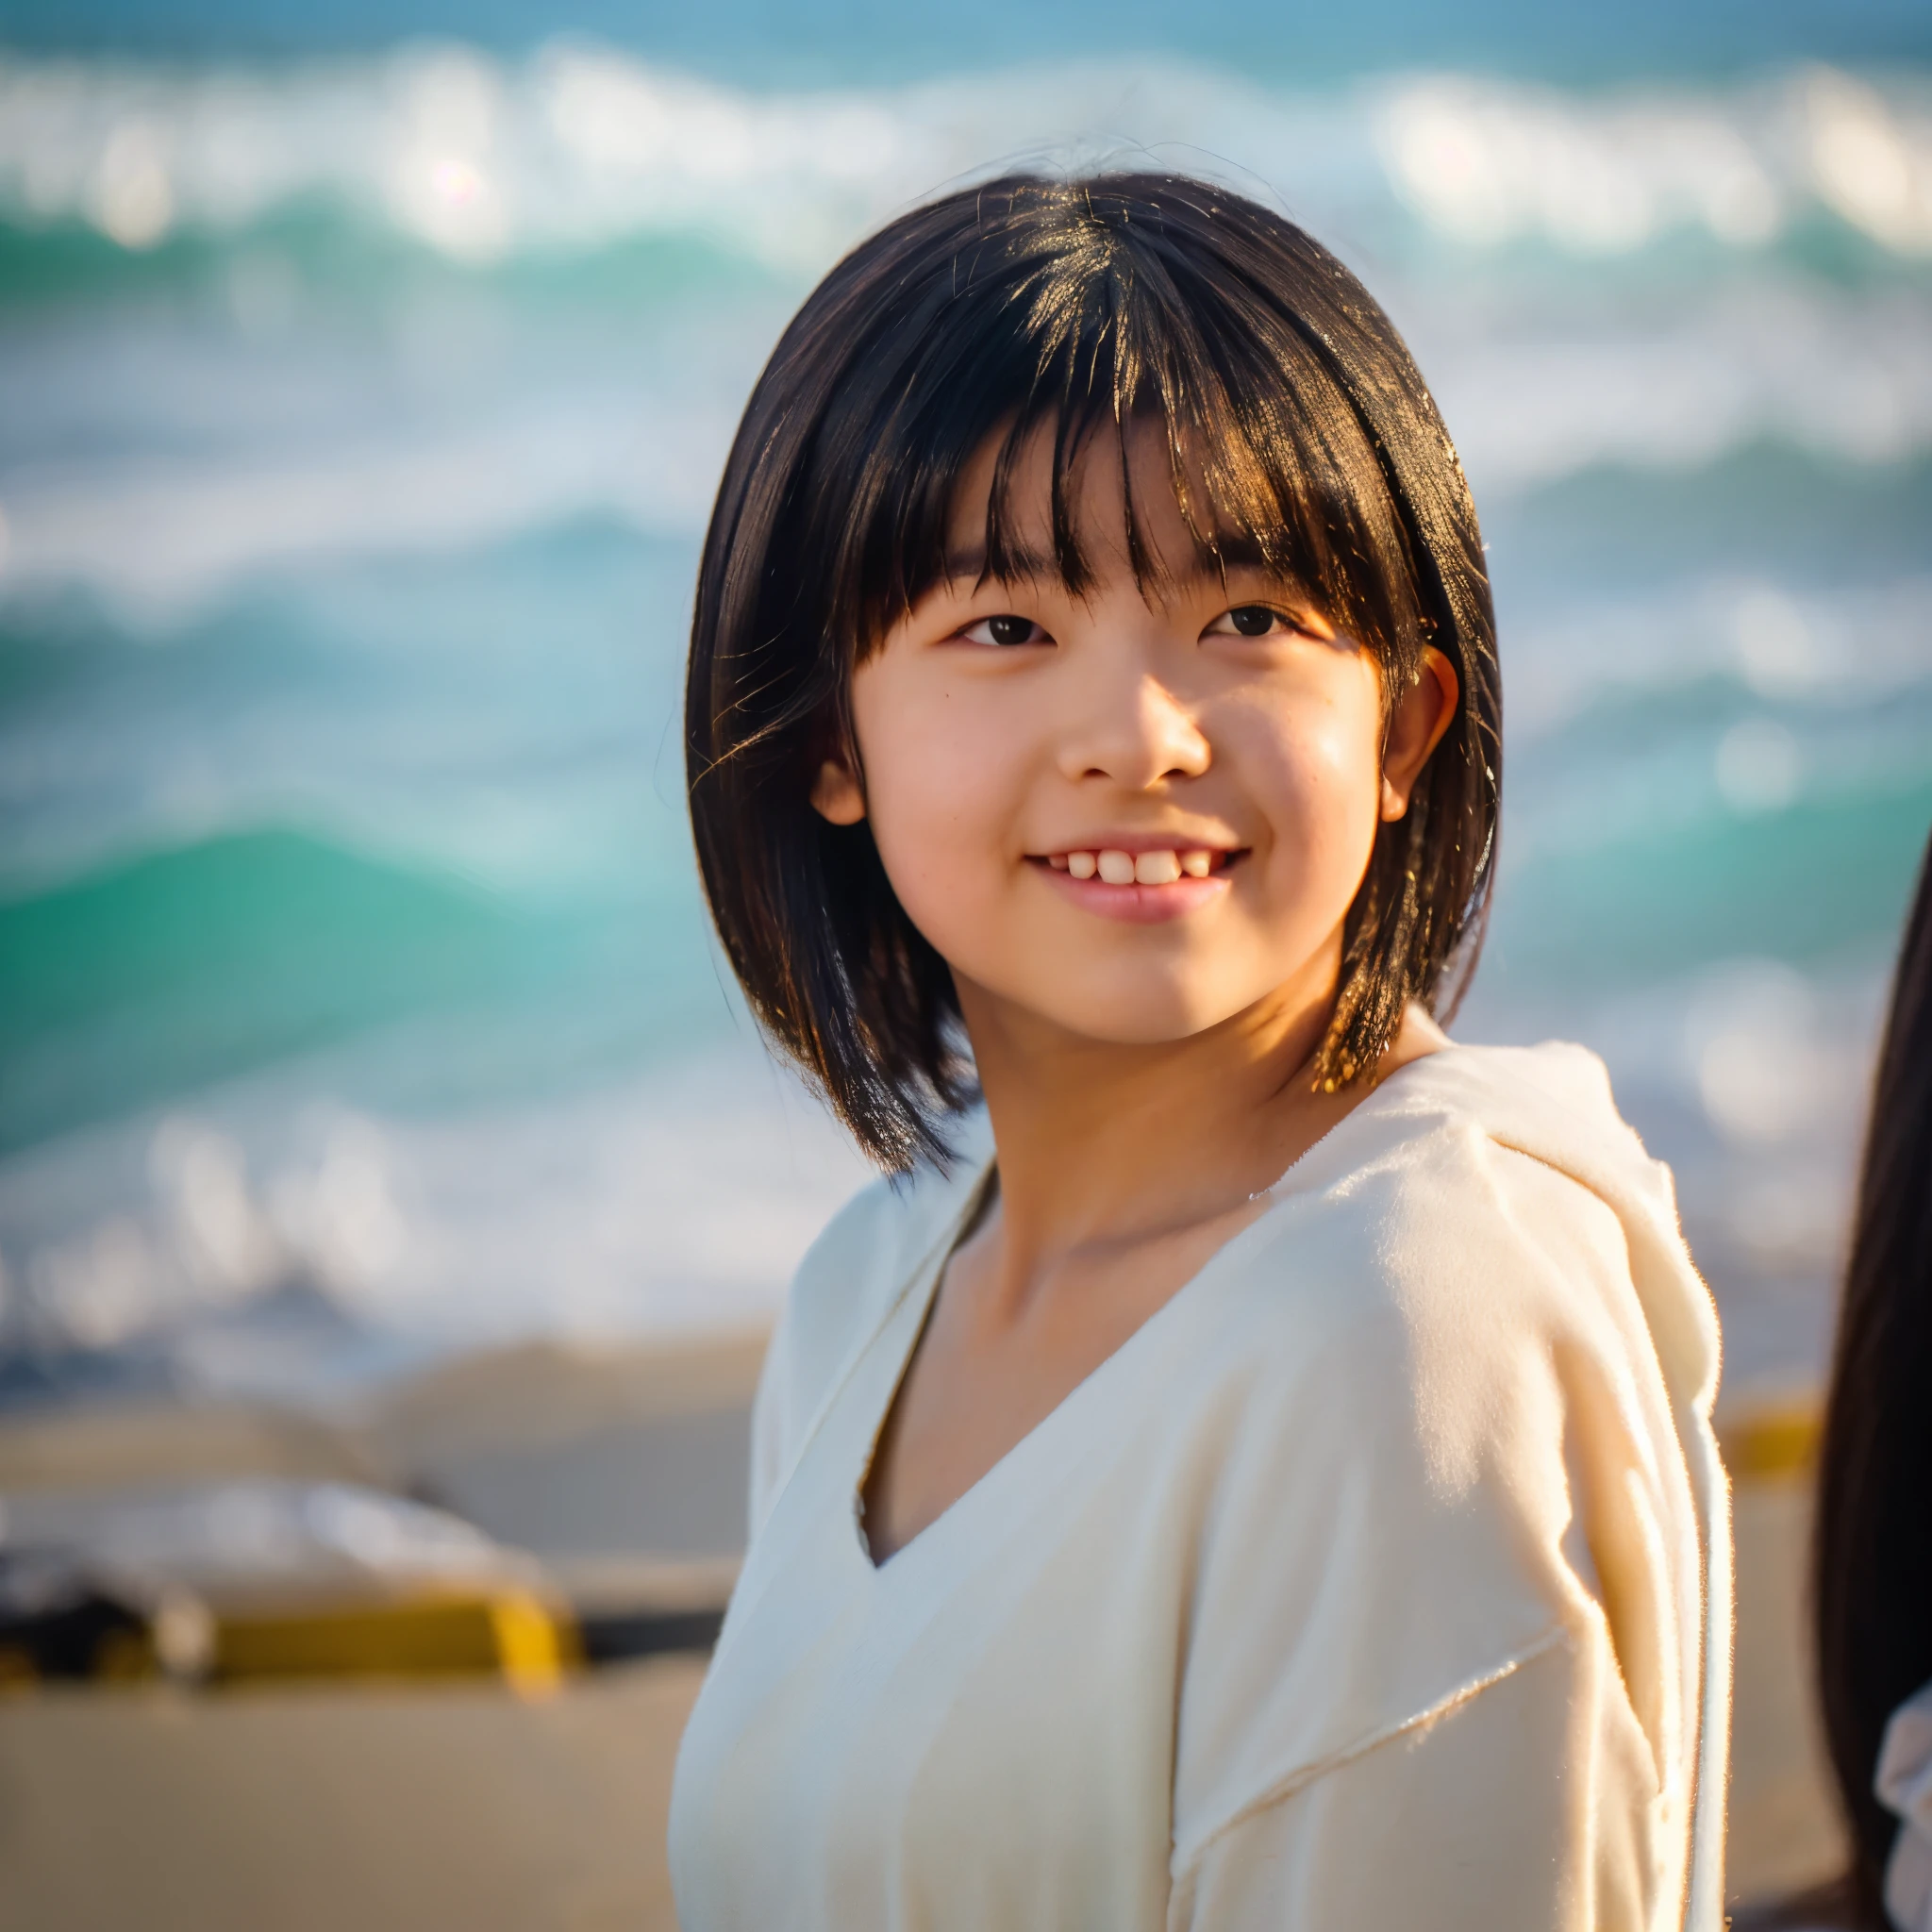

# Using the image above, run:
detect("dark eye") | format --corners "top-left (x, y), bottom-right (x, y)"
top-left (1224, 605), bottom-right (1279, 638)
top-left (960, 613), bottom-right (1049, 647)
top-left (1206, 602), bottom-right (1336, 644)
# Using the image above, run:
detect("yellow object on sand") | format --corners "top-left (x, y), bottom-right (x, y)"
top-left (211, 1591), bottom-right (576, 1692)
top-left (1720, 1402), bottom-right (1823, 1482)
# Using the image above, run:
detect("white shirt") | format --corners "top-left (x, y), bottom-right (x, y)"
top-left (669, 1043), bottom-right (1731, 1930)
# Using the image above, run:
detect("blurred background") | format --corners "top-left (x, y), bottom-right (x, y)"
top-left (0, 0), bottom-right (1928, 1924)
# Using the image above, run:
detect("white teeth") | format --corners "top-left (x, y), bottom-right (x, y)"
top-left (1059, 847), bottom-right (1221, 883)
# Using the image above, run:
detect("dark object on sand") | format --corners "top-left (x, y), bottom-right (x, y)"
top-left (0, 1549), bottom-right (158, 1681)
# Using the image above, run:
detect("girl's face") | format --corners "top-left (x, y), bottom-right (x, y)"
top-left (813, 424), bottom-right (1457, 1050)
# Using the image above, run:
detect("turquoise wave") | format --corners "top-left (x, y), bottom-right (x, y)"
top-left (0, 208), bottom-right (783, 314)
top-left (1488, 776), bottom-right (1932, 997)
top-left (1491, 447), bottom-right (1932, 592)
top-left (0, 826), bottom-right (722, 1153)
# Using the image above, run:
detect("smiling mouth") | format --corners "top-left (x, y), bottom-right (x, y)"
top-left (1038, 846), bottom-right (1241, 885)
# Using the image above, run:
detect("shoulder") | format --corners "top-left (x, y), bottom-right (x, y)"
top-left (1236, 1041), bottom-right (1649, 1321)
top-left (1222, 1040), bottom-right (1707, 1451)
top-left (1349, 1040), bottom-right (1686, 1265)
top-left (1352, 1039), bottom-right (1717, 1412)
top-left (1173, 1040), bottom-right (1717, 1643)
top-left (1330, 1039), bottom-right (1646, 1185)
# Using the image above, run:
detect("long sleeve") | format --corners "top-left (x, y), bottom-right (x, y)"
top-left (1166, 1128), bottom-right (1707, 1932)
top-left (1170, 1628), bottom-right (1669, 1930)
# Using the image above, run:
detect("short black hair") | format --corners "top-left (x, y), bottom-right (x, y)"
top-left (686, 172), bottom-right (1501, 1169)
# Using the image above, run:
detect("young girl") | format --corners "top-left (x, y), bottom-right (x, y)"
top-left (669, 174), bottom-right (1730, 1930)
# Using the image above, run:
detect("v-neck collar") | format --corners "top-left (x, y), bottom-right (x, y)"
top-left (842, 1055), bottom-right (1447, 1577)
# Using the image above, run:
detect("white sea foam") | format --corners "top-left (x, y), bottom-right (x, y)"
top-left (1425, 284), bottom-right (1932, 486)
top-left (0, 1031), bottom-right (874, 1380)
top-left (1377, 66), bottom-right (1932, 256)
top-left (0, 45), bottom-right (1274, 271)
top-left (0, 391), bottom-right (735, 613)
top-left (5, 941), bottom-right (1887, 1389)
top-left (0, 278), bottom-right (1927, 618)
top-left (2, 44), bottom-right (1929, 264)
top-left (1504, 575), bottom-right (1932, 739)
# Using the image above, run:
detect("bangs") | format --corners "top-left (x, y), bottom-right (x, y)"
top-left (808, 181), bottom-right (1427, 684)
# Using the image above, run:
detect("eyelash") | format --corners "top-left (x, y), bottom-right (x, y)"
top-left (958, 614), bottom-right (1051, 647)
top-left (956, 603), bottom-right (1299, 648)
top-left (1208, 604), bottom-right (1297, 639)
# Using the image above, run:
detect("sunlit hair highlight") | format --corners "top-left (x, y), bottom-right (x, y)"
top-left (688, 173), bottom-right (1502, 1169)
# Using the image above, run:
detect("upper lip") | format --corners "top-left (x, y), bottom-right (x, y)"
top-left (1032, 832), bottom-right (1242, 857)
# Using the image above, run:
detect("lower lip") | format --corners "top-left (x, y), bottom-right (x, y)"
top-left (1033, 859), bottom-right (1237, 924)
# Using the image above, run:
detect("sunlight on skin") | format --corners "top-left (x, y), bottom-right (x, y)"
top-left (811, 420), bottom-right (1458, 1561)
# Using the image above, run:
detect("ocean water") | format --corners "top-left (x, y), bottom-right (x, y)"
top-left (1, 25), bottom-right (1929, 1403)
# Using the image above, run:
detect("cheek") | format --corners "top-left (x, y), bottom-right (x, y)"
top-left (849, 660), bottom-right (1025, 902)
top-left (1237, 687), bottom-right (1386, 891)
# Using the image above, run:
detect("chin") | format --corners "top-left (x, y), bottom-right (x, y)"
top-left (1025, 978), bottom-right (1243, 1047)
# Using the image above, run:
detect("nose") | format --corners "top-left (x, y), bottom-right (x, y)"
top-left (1057, 671), bottom-right (1211, 791)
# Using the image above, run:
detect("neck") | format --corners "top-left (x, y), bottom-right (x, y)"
top-left (955, 943), bottom-right (1380, 1298)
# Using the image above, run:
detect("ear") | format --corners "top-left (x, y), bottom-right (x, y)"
top-left (810, 756), bottom-right (867, 826)
top-left (1379, 646), bottom-right (1458, 823)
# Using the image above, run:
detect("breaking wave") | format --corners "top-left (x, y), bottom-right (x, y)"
top-left (1, 43), bottom-right (1929, 265)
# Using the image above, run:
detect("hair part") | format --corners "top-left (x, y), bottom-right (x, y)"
top-left (687, 172), bottom-right (1502, 1169)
